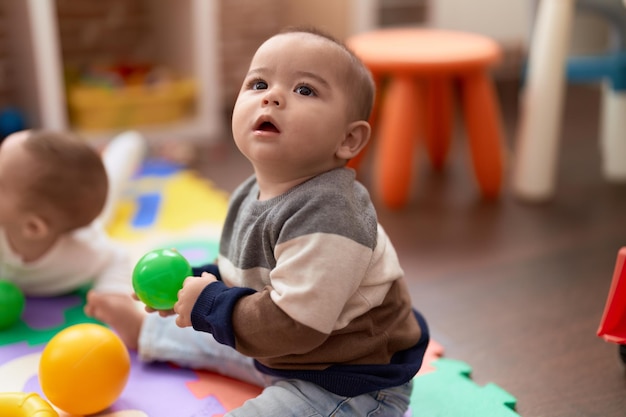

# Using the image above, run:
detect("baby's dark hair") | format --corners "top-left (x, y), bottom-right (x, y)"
top-left (22, 130), bottom-right (108, 231)
top-left (279, 26), bottom-right (375, 122)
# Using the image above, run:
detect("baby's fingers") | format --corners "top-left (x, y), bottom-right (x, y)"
top-left (157, 309), bottom-right (176, 317)
top-left (175, 313), bottom-right (191, 328)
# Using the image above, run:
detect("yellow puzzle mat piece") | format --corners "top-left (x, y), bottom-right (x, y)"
top-left (106, 162), bottom-right (230, 264)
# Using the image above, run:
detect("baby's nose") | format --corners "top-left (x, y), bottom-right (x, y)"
top-left (263, 97), bottom-right (280, 106)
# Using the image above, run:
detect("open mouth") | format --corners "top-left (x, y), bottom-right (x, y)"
top-left (255, 120), bottom-right (280, 133)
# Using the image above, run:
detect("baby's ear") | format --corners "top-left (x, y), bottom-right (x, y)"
top-left (22, 214), bottom-right (50, 239)
top-left (336, 120), bottom-right (371, 160)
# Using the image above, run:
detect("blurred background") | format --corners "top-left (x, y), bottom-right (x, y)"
top-left (0, 0), bottom-right (611, 148)
top-left (1, 2), bottom-right (626, 416)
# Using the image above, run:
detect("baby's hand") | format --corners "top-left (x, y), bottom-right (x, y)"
top-left (173, 272), bottom-right (217, 328)
top-left (132, 293), bottom-right (175, 317)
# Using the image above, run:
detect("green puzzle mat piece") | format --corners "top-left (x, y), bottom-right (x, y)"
top-left (0, 287), bottom-right (99, 347)
top-left (411, 358), bottom-right (520, 417)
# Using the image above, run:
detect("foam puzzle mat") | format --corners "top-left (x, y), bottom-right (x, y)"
top-left (0, 159), bottom-right (521, 416)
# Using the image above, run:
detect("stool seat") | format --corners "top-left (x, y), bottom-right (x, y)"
top-left (349, 29), bottom-right (501, 73)
top-left (347, 28), bottom-right (506, 209)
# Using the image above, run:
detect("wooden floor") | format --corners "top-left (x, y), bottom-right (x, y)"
top-left (193, 81), bottom-right (626, 417)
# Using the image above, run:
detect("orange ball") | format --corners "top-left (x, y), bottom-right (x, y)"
top-left (39, 323), bottom-right (131, 415)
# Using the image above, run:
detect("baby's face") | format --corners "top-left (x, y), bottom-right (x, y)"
top-left (231, 32), bottom-right (353, 178)
top-left (0, 131), bottom-right (36, 228)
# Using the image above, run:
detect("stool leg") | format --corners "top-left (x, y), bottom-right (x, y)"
top-left (600, 83), bottom-right (626, 181)
top-left (512, 0), bottom-right (575, 201)
top-left (424, 76), bottom-right (453, 171)
top-left (375, 75), bottom-right (421, 209)
top-left (460, 71), bottom-right (505, 199)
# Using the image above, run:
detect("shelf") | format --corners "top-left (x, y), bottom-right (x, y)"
top-left (1, 0), bottom-right (223, 144)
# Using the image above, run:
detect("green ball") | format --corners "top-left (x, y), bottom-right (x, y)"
top-left (0, 279), bottom-right (25, 329)
top-left (132, 248), bottom-right (192, 310)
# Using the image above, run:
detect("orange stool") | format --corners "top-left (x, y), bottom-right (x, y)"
top-left (346, 28), bottom-right (506, 209)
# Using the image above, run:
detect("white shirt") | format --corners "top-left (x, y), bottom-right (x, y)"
top-left (0, 222), bottom-right (132, 296)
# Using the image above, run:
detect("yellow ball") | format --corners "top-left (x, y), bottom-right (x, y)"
top-left (39, 323), bottom-right (131, 415)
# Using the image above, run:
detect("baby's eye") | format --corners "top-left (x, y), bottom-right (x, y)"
top-left (295, 85), bottom-right (315, 96)
top-left (249, 80), bottom-right (268, 90)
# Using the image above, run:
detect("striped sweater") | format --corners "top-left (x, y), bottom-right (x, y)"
top-left (190, 167), bottom-right (428, 396)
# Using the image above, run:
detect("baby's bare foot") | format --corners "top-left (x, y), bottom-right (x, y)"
top-left (85, 291), bottom-right (145, 350)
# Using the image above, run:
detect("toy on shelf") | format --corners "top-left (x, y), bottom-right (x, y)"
top-left (38, 323), bottom-right (131, 415)
top-left (66, 62), bottom-right (196, 131)
top-left (597, 247), bottom-right (626, 364)
top-left (132, 248), bottom-right (193, 310)
top-left (0, 279), bottom-right (25, 330)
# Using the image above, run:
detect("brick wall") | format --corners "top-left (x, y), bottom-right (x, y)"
top-left (219, 0), bottom-right (287, 110)
top-left (53, 0), bottom-right (288, 114)
top-left (55, 0), bottom-right (152, 71)
top-left (0, 1), bottom-right (13, 108)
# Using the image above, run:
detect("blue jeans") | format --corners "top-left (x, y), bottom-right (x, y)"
top-left (229, 379), bottom-right (412, 417)
top-left (139, 315), bottom-right (412, 417)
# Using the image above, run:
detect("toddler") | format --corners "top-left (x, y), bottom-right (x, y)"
top-left (0, 129), bottom-right (138, 311)
top-left (89, 27), bottom-right (428, 417)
